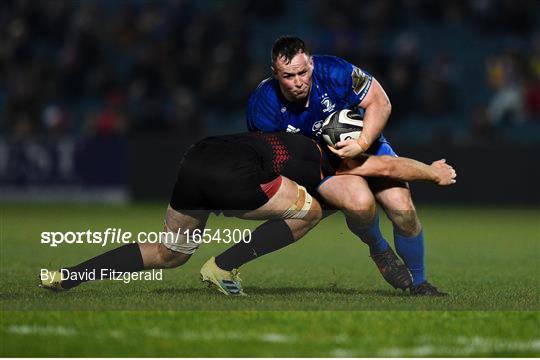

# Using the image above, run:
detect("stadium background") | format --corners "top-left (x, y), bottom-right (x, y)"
top-left (1, 0), bottom-right (539, 357)
top-left (1, 0), bottom-right (539, 203)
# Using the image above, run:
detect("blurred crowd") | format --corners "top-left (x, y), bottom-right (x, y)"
top-left (1, 0), bottom-right (539, 143)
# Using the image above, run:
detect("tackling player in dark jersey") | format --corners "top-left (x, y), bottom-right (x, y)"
top-left (40, 132), bottom-right (456, 295)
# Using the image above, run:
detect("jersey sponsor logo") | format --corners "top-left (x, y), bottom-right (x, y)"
top-left (351, 66), bottom-right (371, 98)
top-left (320, 93), bottom-right (336, 113)
top-left (286, 124), bottom-right (301, 133)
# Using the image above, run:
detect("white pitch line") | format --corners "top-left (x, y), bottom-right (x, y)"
top-left (144, 328), bottom-right (297, 343)
top-left (259, 333), bottom-right (297, 343)
top-left (329, 348), bottom-right (355, 357)
top-left (381, 345), bottom-right (438, 357)
top-left (145, 328), bottom-right (244, 341)
top-left (455, 336), bottom-right (540, 355)
top-left (7, 325), bottom-right (76, 336)
top-left (379, 337), bottom-right (540, 357)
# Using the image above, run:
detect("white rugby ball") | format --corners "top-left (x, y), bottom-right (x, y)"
top-left (321, 109), bottom-right (363, 146)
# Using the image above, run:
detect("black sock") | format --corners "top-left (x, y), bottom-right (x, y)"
top-left (215, 219), bottom-right (295, 271)
top-left (61, 243), bottom-right (144, 289)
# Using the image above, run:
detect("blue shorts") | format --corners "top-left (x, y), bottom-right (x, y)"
top-left (317, 135), bottom-right (397, 190)
top-left (368, 136), bottom-right (398, 157)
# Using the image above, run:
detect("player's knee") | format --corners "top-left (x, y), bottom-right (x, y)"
top-left (345, 210), bottom-right (376, 230)
top-left (383, 190), bottom-right (415, 212)
top-left (286, 195), bottom-right (322, 241)
top-left (280, 184), bottom-right (321, 223)
top-left (157, 244), bottom-right (190, 268)
top-left (342, 195), bottom-right (376, 228)
top-left (381, 189), bottom-right (420, 236)
top-left (303, 197), bottom-right (322, 227)
top-left (392, 211), bottom-right (421, 237)
top-left (157, 223), bottom-right (192, 268)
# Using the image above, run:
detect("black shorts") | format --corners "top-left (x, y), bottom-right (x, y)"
top-left (169, 138), bottom-right (277, 214)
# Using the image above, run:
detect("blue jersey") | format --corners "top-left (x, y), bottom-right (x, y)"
top-left (247, 55), bottom-right (394, 156)
top-left (247, 55), bottom-right (373, 137)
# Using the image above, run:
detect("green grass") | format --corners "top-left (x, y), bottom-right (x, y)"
top-left (1, 203), bottom-right (539, 356)
top-left (2, 311), bottom-right (539, 357)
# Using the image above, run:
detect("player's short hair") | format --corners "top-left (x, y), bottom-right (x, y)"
top-left (271, 36), bottom-right (310, 65)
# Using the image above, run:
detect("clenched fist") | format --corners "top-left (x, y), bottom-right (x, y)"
top-left (431, 159), bottom-right (457, 186)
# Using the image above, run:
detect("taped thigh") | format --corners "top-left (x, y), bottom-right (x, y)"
top-left (160, 222), bottom-right (199, 254)
top-left (281, 184), bottom-right (313, 220)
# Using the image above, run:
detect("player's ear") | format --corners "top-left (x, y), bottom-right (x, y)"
top-left (271, 65), bottom-right (277, 77)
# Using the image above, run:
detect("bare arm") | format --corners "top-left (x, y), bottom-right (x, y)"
top-left (328, 78), bottom-right (391, 159)
top-left (336, 155), bottom-right (457, 186)
top-left (356, 78), bottom-right (391, 150)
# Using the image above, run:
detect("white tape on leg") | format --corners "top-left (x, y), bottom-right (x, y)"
top-left (160, 223), bottom-right (199, 254)
top-left (281, 185), bottom-right (313, 220)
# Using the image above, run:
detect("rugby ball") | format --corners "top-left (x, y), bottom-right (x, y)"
top-left (321, 109), bottom-right (363, 147)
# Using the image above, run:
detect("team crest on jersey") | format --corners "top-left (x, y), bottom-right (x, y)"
top-left (320, 93), bottom-right (335, 113)
top-left (351, 66), bottom-right (371, 99)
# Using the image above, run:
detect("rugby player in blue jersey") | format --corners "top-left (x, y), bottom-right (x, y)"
top-left (208, 36), bottom-right (447, 296)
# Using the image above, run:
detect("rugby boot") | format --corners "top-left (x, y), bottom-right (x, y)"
top-left (200, 257), bottom-right (245, 296)
top-left (410, 281), bottom-right (448, 296)
top-left (39, 269), bottom-right (67, 291)
top-left (370, 248), bottom-right (413, 290)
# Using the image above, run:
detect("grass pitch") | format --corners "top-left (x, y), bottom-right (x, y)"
top-left (1, 203), bottom-right (539, 356)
